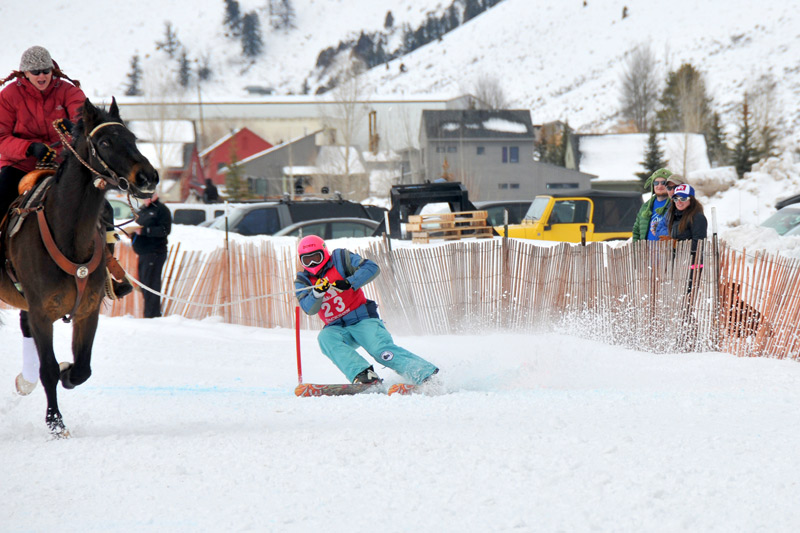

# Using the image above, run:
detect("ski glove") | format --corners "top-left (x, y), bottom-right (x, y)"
top-left (28, 142), bottom-right (57, 165)
top-left (312, 278), bottom-right (330, 298)
top-left (332, 279), bottom-right (351, 291)
top-left (54, 118), bottom-right (73, 137)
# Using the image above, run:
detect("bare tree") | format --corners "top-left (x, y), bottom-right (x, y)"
top-left (747, 73), bottom-right (782, 159)
top-left (317, 58), bottom-right (371, 199)
top-left (470, 73), bottom-right (511, 110)
top-left (619, 44), bottom-right (660, 132)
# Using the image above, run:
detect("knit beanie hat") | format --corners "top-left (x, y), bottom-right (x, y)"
top-left (644, 168), bottom-right (673, 190)
top-left (19, 46), bottom-right (54, 72)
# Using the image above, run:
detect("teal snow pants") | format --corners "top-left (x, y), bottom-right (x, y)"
top-left (317, 318), bottom-right (438, 384)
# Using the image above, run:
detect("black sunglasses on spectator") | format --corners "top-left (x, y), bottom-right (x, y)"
top-left (29, 69), bottom-right (52, 76)
top-left (666, 185), bottom-right (677, 191)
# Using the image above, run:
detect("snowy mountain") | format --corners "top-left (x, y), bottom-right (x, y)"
top-left (2, 0), bottom-right (799, 144)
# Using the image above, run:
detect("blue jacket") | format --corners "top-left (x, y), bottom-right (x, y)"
top-left (294, 248), bottom-right (380, 327)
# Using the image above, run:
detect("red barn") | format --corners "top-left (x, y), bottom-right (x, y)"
top-left (200, 128), bottom-right (273, 185)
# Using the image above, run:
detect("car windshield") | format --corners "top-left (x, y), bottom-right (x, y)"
top-left (209, 208), bottom-right (243, 230)
top-left (523, 197), bottom-right (550, 221)
top-left (761, 207), bottom-right (800, 235)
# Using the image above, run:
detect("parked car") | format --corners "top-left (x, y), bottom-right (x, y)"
top-left (761, 206), bottom-right (800, 235)
top-left (165, 203), bottom-right (237, 226)
top-left (473, 200), bottom-right (532, 226)
top-left (209, 198), bottom-right (385, 236)
top-left (496, 190), bottom-right (642, 243)
top-left (107, 198), bottom-right (135, 222)
top-left (273, 217), bottom-right (379, 238)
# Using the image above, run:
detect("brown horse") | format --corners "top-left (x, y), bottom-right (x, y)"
top-left (0, 98), bottom-right (158, 437)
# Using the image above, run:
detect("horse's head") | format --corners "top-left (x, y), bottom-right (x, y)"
top-left (77, 98), bottom-right (159, 199)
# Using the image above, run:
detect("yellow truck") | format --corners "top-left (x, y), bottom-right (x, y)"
top-left (495, 190), bottom-right (642, 243)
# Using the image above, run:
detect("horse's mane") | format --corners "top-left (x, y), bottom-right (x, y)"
top-left (55, 104), bottom-right (121, 183)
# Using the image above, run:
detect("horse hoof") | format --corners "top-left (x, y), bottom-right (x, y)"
top-left (46, 411), bottom-right (70, 439)
top-left (59, 362), bottom-right (75, 389)
top-left (15, 373), bottom-right (38, 396)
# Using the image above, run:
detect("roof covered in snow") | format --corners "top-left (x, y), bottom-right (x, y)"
top-left (422, 109), bottom-right (534, 140)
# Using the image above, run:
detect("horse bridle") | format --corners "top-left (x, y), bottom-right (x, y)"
top-left (53, 120), bottom-right (133, 192)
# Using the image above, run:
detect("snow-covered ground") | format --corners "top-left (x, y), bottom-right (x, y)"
top-left (3, 145), bottom-right (800, 531)
top-left (3, 310), bottom-right (800, 532)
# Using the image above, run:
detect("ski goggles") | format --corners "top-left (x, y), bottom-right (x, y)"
top-left (300, 250), bottom-right (325, 268)
top-left (673, 195), bottom-right (691, 202)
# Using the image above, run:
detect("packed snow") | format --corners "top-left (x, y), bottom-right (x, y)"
top-left (3, 158), bottom-right (800, 531)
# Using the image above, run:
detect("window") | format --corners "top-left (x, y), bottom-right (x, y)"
top-left (237, 208), bottom-right (281, 236)
top-left (476, 146), bottom-right (485, 155)
top-left (502, 146), bottom-right (520, 163)
top-left (546, 182), bottom-right (580, 190)
top-left (548, 200), bottom-right (590, 225)
top-left (499, 183), bottom-right (509, 190)
top-left (498, 183), bottom-right (520, 190)
top-left (217, 162), bottom-right (226, 171)
top-left (436, 146), bottom-right (447, 153)
top-left (447, 146), bottom-right (457, 153)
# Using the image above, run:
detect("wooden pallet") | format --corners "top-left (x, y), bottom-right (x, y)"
top-left (408, 211), bottom-right (493, 243)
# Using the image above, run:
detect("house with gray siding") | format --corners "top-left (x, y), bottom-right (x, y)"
top-left (419, 110), bottom-right (593, 201)
top-left (226, 131), bottom-right (321, 198)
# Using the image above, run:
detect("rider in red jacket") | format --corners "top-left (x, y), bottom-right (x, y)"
top-left (0, 45), bottom-right (85, 216)
top-left (0, 46), bottom-right (86, 396)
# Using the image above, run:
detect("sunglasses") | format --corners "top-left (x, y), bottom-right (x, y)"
top-left (29, 68), bottom-right (52, 76)
top-left (673, 195), bottom-right (691, 202)
top-left (300, 250), bottom-right (325, 268)
top-left (666, 185), bottom-right (678, 190)
top-left (653, 180), bottom-right (667, 186)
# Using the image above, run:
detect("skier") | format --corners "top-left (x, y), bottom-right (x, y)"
top-left (294, 235), bottom-right (439, 385)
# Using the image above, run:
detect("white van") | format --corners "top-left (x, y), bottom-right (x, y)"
top-left (165, 203), bottom-right (242, 226)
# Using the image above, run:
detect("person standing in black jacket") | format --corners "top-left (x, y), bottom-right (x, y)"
top-left (132, 192), bottom-right (172, 318)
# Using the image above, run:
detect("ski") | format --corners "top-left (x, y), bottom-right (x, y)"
top-left (294, 383), bottom-right (384, 397)
top-left (387, 383), bottom-right (418, 396)
top-left (294, 383), bottom-right (422, 397)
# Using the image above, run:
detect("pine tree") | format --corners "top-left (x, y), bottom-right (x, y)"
top-left (178, 52), bottom-right (191, 88)
top-left (705, 112), bottom-right (729, 167)
top-left (224, 151), bottom-right (251, 201)
top-left (730, 94), bottom-right (759, 179)
top-left (241, 12), bottom-right (263, 57)
top-left (223, 0), bottom-right (242, 36)
top-left (637, 125), bottom-right (667, 181)
top-left (155, 21), bottom-right (181, 58)
top-left (656, 63), bottom-right (712, 133)
top-left (270, 0), bottom-right (296, 30)
top-left (125, 55), bottom-right (143, 96)
top-left (384, 10), bottom-right (394, 30)
top-left (197, 53), bottom-right (212, 82)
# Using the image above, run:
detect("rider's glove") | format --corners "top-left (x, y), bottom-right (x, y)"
top-left (332, 279), bottom-right (352, 292)
top-left (312, 278), bottom-right (330, 298)
top-left (54, 118), bottom-right (74, 137)
top-left (28, 142), bottom-right (57, 165)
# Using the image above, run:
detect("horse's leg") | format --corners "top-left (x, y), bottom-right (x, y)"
top-left (27, 312), bottom-right (68, 437)
top-left (60, 310), bottom-right (99, 389)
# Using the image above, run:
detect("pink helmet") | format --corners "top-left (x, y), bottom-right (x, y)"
top-left (297, 235), bottom-right (330, 275)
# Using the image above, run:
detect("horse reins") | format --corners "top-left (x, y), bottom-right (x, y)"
top-left (53, 120), bottom-right (131, 192)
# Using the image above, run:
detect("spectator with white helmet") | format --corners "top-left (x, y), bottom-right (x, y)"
top-left (294, 235), bottom-right (439, 386)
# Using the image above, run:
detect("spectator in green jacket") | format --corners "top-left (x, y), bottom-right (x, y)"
top-left (632, 168), bottom-right (672, 241)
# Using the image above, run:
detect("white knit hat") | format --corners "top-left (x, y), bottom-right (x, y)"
top-left (19, 46), bottom-right (54, 72)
